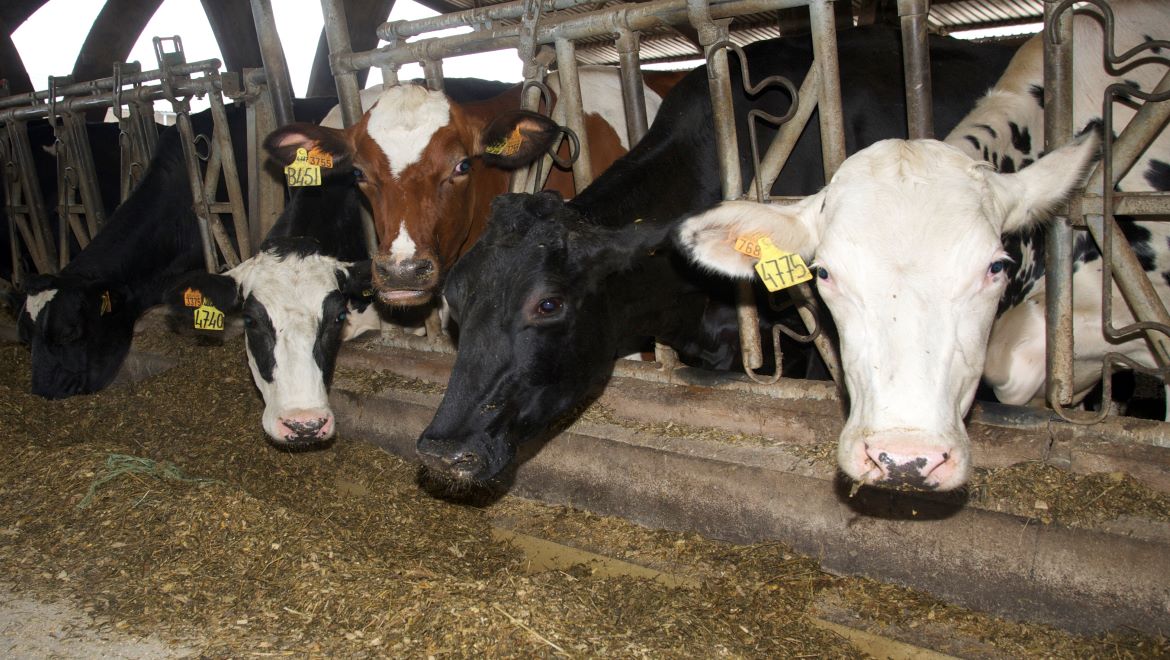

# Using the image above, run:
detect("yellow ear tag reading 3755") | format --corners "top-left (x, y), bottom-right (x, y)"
top-left (752, 236), bottom-right (813, 293)
top-left (193, 302), bottom-right (225, 332)
top-left (284, 147), bottom-right (321, 188)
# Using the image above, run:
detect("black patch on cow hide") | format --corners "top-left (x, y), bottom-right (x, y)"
top-left (243, 295), bottom-right (277, 382)
top-left (974, 123), bottom-right (997, 138)
top-left (964, 135), bottom-right (981, 151)
top-left (1029, 84), bottom-right (1045, 109)
top-left (1009, 122), bottom-right (1031, 155)
top-left (999, 155), bottom-right (1016, 174)
top-left (1144, 159), bottom-right (1170, 192)
top-left (1119, 220), bottom-right (1157, 272)
top-left (261, 236), bottom-right (325, 260)
top-left (1019, 158), bottom-right (1034, 169)
top-left (313, 290), bottom-right (348, 388)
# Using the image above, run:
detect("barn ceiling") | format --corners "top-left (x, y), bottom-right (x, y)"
top-left (1, 0), bottom-right (1043, 97)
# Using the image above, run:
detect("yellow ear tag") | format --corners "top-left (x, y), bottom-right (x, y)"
top-left (284, 147), bottom-right (322, 187)
top-left (182, 287), bottom-right (203, 308)
top-left (484, 125), bottom-right (524, 156)
top-left (753, 237), bottom-right (813, 293)
top-left (99, 291), bottom-right (112, 316)
top-left (733, 234), bottom-right (763, 259)
top-left (193, 302), bottom-right (225, 332)
top-left (306, 146), bottom-right (333, 168)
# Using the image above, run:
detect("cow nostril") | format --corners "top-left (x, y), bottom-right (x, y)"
top-left (447, 451), bottom-right (484, 474)
top-left (374, 261), bottom-right (394, 280)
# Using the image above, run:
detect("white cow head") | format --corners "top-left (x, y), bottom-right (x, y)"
top-left (167, 239), bottom-right (374, 447)
top-left (678, 136), bottom-right (1096, 491)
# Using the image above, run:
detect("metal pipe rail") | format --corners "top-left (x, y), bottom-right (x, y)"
top-left (338, 0), bottom-right (815, 73)
top-left (0, 67), bottom-right (225, 123)
top-left (377, 0), bottom-right (602, 42)
top-left (0, 59), bottom-right (223, 112)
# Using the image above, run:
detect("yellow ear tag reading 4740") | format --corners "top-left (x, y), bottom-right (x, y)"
top-left (193, 302), bottom-right (225, 332)
top-left (752, 236), bottom-right (813, 293)
top-left (284, 147), bottom-right (321, 188)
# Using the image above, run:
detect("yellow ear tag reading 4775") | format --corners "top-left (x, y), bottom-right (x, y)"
top-left (193, 302), bottom-right (225, 332)
top-left (752, 236), bottom-right (813, 293)
top-left (284, 147), bottom-right (321, 188)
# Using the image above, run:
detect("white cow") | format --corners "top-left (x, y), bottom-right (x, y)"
top-left (679, 0), bottom-right (1169, 491)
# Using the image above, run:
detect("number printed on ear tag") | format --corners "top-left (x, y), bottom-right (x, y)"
top-left (193, 302), bottom-right (225, 331)
top-left (753, 237), bottom-right (813, 293)
top-left (284, 147), bottom-right (322, 187)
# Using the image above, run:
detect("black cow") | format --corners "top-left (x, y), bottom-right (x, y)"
top-left (415, 26), bottom-right (1019, 484)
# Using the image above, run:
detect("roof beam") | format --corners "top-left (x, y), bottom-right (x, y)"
top-left (200, 0), bottom-right (265, 73)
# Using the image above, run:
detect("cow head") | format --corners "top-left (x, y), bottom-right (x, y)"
top-left (263, 85), bottom-right (564, 308)
top-left (166, 238), bottom-right (373, 447)
top-left (416, 192), bottom-right (675, 483)
top-left (678, 136), bottom-right (1097, 491)
top-left (18, 275), bottom-right (136, 398)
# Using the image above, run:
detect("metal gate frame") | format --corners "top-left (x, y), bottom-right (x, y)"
top-left (314, 0), bottom-right (1170, 438)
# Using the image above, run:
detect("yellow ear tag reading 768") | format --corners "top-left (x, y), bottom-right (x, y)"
top-left (752, 236), bottom-right (813, 293)
top-left (193, 302), bottom-right (225, 332)
top-left (284, 147), bottom-right (322, 187)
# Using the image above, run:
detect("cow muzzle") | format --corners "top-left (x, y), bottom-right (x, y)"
top-left (416, 432), bottom-right (502, 483)
top-left (841, 430), bottom-right (970, 492)
top-left (272, 409), bottom-right (336, 446)
top-left (373, 256), bottom-right (438, 306)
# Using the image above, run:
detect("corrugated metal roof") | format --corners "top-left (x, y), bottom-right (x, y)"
top-left (928, 0), bottom-right (1043, 33)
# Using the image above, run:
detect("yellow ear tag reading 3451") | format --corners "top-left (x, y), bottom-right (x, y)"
top-left (193, 302), bottom-right (225, 332)
top-left (752, 236), bottom-right (813, 293)
top-left (284, 147), bottom-right (321, 187)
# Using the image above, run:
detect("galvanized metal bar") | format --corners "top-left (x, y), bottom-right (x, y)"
top-left (0, 59), bottom-right (222, 111)
top-left (1070, 192), bottom-right (1170, 217)
top-left (422, 59), bottom-right (445, 92)
top-left (746, 66), bottom-right (820, 199)
top-left (1043, 0), bottom-right (1076, 409)
top-left (62, 111), bottom-right (105, 236)
top-left (1085, 214), bottom-right (1170, 361)
top-left (207, 87), bottom-right (251, 259)
top-left (249, 0), bottom-right (296, 128)
top-left (321, 0), bottom-right (365, 129)
top-left (244, 71), bottom-right (284, 248)
top-left (378, 0), bottom-right (601, 41)
top-left (897, 0), bottom-right (933, 139)
top-left (615, 28), bottom-right (649, 145)
top-left (553, 38), bottom-right (593, 191)
top-left (342, 0), bottom-right (814, 73)
top-left (808, 0), bottom-right (846, 177)
top-left (1085, 69), bottom-right (1170, 193)
top-left (0, 74), bottom-right (224, 123)
top-left (7, 121), bottom-right (56, 272)
top-left (175, 111), bottom-right (224, 273)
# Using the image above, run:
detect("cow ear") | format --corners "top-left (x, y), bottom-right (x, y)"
top-left (568, 221), bottom-right (676, 279)
top-left (164, 270), bottom-right (241, 335)
top-left (264, 123), bottom-right (352, 167)
top-left (990, 130), bottom-right (1098, 234)
top-left (675, 195), bottom-right (825, 279)
top-left (479, 110), bottom-right (561, 169)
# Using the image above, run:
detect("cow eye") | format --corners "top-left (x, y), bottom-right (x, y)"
top-left (815, 266), bottom-right (830, 281)
top-left (453, 158), bottom-right (472, 176)
top-left (353, 167), bottom-right (365, 183)
top-left (242, 315), bottom-right (254, 328)
top-left (988, 259), bottom-right (1008, 276)
top-left (335, 309), bottom-right (348, 324)
top-left (535, 297), bottom-right (563, 315)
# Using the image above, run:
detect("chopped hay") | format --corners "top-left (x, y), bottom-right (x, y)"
top-left (0, 329), bottom-right (1165, 656)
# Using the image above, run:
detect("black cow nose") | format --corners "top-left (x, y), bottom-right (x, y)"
top-left (417, 436), bottom-right (485, 478)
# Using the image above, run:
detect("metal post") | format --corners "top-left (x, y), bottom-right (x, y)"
top-left (422, 59), bottom-right (445, 92)
top-left (1043, 0), bottom-right (1076, 409)
top-left (553, 38), bottom-right (593, 191)
top-left (897, 0), bottom-right (934, 139)
top-left (245, 70), bottom-right (284, 247)
top-left (8, 121), bottom-right (56, 273)
top-left (809, 0), bottom-right (846, 177)
top-left (249, 0), bottom-right (295, 128)
top-left (207, 84), bottom-right (251, 259)
top-left (615, 29), bottom-right (649, 145)
top-left (321, 0), bottom-right (365, 128)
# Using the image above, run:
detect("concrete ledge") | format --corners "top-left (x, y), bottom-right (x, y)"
top-left (332, 344), bottom-right (1170, 635)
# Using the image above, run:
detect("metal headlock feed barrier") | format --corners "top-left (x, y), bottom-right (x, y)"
top-left (313, 0), bottom-right (1170, 436)
top-left (0, 37), bottom-right (250, 287)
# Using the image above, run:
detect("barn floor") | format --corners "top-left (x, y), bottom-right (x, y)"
top-left (0, 323), bottom-right (1168, 656)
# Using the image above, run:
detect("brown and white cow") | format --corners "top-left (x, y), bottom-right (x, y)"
top-left (265, 68), bottom-right (685, 307)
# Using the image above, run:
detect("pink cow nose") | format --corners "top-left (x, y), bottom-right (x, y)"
top-left (275, 411), bottom-right (335, 444)
top-left (864, 444), bottom-right (951, 490)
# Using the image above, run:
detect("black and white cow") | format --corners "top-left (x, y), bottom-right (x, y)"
top-left (16, 79), bottom-right (508, 400)
top-left (414, 27), bottom-right (1018, 484)
top-left (164, 167), bottom-right (372, 446)
top-left (680, 0), bottom-right (1170, 491)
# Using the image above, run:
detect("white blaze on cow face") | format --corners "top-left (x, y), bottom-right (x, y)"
top-left (23, 288), bottom-right (59, 322)
top-left (679, 137), bottom-right (1097, 490)
top-left (365, 85), bottom-right (451, 175)
top-left (387, 226), bottom-right (419, 265)
top-left (226, 250), bottom-right (351, 445)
